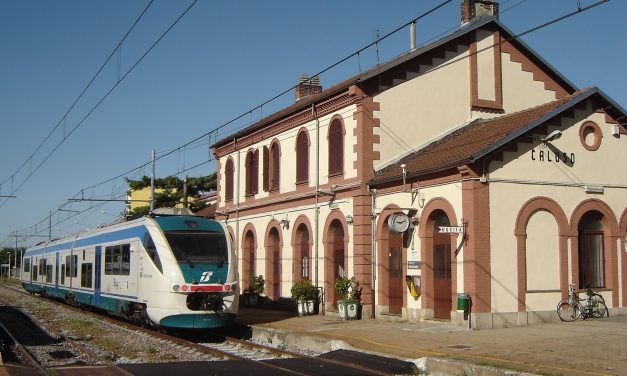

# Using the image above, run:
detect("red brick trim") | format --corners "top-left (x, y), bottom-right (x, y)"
top-left (213, 91), bottom-right (355, 158)
top-left (417, 198), bottom-right (459, 314)
top-left (514, 197), bottom-right (570, 310)
top-left (579, 121), bottom-right (603, 151)
top-left (349, 85), bottom-right (381, 181)
top-left (569, 199), bottom-right (620, 306)
top-left (264, 220), bottom-right (284, 301)
top-left (500, 37), bottom-right (569, 100)
top-left (469, 30), bottom-right (503, 111)
top-left (620, 208), bottom-right (627, 307)
top-left (352, 193), bottom-right (374, 309)
top-left (458, 165), bottom-right (491, 313)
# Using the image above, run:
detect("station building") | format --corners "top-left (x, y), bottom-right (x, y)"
top-left (211, 1), bottom-right (627, 328)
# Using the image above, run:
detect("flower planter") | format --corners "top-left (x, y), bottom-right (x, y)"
top-left (241, 292), bottom-right (260, 307)
top-left (297, 299), bottom-right (316, 316)
top-left (337, 299), bottom-right (360, 320)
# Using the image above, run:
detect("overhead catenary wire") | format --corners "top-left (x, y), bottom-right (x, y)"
top-left (3, 0), bottom-right (612, 246)
top-left (0, 0), bottom-right (155, 191)
top-left (0, 0), bottom-right (198, 210)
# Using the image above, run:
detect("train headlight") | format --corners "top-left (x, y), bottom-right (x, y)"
top-left (181, 285), bottom-right (188, 292)
top-left (172, 284), bottom-right (180, 292)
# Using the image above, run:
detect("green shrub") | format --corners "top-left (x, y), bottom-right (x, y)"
top-left (290, 279), bottom-right (319, 301)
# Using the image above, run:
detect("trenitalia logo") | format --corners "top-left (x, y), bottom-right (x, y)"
top-left (200, 271), bottom-right (213, 282)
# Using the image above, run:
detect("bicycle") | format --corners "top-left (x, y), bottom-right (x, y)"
top-left (557, 284), bottom-right (609, 322)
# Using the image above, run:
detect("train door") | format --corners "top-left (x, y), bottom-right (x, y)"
top-left (93, 246), bottom-right (102, 306)
top-left (129, 242), bottom-right (139, 298)
top-left (55, 252), bottom-right (60, 289)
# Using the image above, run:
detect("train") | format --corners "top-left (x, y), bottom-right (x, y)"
top-left (20, 213), bottom-right (239, 329)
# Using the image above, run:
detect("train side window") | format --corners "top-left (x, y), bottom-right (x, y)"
top-left (23, 258), bottom-right (31, 273)
top-left (46, 265), bottom-right (52, 283)
top-left (39, 259), bottom-right (48, 276)
top-left (105, 244), bottom-right (131, 275)
top-left (81, 263), bottom-right (93, 288)
top-left (32, 265), bottom-right (38, 280)
top-left (71, 255), bottom-right (78, 277)
top-left (143, 233), bottom-right (163, 274)
top-left (61, 265), bottom-right (65, 284)
top-left (82, 250), bottom-right (85, 260)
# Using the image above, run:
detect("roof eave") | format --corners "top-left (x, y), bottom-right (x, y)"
top-left (471, 89), bottom-right (598, 161)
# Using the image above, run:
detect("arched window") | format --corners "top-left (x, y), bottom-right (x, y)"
top-left (270, 142), bottom-right (280, 192)
top-left (296, 130), bottom-right (309, 184)
top-left (578, 211), bottom-right (605, 288)
top-left (224, 158), bottom-right (234, 202)
top-left (328, 118), bottom-right (344, 177)
top-left (245, 149), bottom-right (258, 196)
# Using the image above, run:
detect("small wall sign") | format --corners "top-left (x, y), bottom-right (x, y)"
top-left (438, 226), bottom-right (464, 234)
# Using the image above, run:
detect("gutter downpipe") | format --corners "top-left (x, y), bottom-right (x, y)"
top-left (369, 187), bottom-right (377, 319)
top-left (235, 138), bottom-right (241, 272)
top-left (313, 103), bottom-right (323, 315)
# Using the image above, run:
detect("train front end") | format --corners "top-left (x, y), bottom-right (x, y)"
top-left (146, 215), bottom-right (238, 329)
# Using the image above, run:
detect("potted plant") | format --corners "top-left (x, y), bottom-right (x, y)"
top-left (242, 274), bottom-right (265, 307)
top-left (291, 279), bottom-right (319, 316)
top-left (334, 276), bottom-right (362, 320)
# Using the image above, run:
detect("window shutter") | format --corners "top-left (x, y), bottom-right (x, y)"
top-left (253, 149), bottom-right (259, 194)
top-left (263, 146), bottom-right (269, 192)
top-left (245, 152), bottom-right (252, 196)
top-left (271, 143), bottom-right (280, 191)
top-left (296, 131), bottom-right (308, 184)
top-left (328, 119), bottom-right (343, 176)
top-left (225, 158), bottom-right (233, 201)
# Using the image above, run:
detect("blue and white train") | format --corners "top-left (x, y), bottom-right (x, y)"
top-left (21, 214), bottom-right (239, 329)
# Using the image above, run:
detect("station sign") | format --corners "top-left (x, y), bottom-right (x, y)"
top-left (438, 226), bottom-right (464, 234)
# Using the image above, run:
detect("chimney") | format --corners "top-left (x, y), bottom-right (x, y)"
top-left (461, 0), bottom-right (499, 25)
top-left (295, 74), bottom-right (322, 101)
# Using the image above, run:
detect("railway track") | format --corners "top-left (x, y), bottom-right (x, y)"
top-left (1, 282), bottom-right (410, 375)
top-left (1, 283), bottom-right (298, 360)
top-left (0, 305), bottom-right (132, 375)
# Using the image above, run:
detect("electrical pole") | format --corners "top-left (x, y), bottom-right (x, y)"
top-left (150, 149), bottom-right (156, 213)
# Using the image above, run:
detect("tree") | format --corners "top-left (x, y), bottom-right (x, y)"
top-left (125, 173), bottom-right (217, 218)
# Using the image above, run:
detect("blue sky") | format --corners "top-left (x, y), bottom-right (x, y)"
top-left (1, 0), bottom-right (625, 247)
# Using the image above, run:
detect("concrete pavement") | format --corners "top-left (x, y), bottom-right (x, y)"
top-left (237, 307), bottom-right (627, 375)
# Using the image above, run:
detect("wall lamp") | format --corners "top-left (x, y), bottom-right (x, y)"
top-left (280, 219), bottom-right (290, 230)
top-left (316, 188), bottom-right (334, 196)
top-left (583, 185), bottom-right (604, 194)
top-left (541, 130), bottom-right (562, 146)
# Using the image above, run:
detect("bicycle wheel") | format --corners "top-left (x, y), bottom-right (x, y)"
top-left (589, 295), bottom-right (608, 318)
top-left (557, 300), bottom-right (581, 322)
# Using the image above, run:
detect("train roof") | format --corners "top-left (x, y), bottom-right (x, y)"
top-left (25, 214), bottom-right (225, 255)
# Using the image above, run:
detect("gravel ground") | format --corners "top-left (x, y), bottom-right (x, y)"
top-left (0, 283), bottom-right (218, 364)
top-left (0, 282), bottom-right (321, 365)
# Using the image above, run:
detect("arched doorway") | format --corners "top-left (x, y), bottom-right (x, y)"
top-left (578, 211), bottom-right (605, 288)
top-left (432, 210), bottom-right (452, 319)
top-left (242, 230), bottom-right (255, 291)
top-left (267, 227), bottom-right (281, 300)
top-left (294, 224), bottom-right (311, 282)
top-left (388, 228), bottom-right (403, 315)
top-left (329, 220), bottom-right (345, 308)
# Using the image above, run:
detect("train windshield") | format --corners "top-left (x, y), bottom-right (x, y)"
top-left (164, 231), bottom-right (227, 263)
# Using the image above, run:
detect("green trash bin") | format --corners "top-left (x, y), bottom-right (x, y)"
top-left (457, 293), bottom-right (470, 311)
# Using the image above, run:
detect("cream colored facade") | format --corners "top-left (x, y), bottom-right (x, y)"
top-left (212, 16), bottom-right (626, 328)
